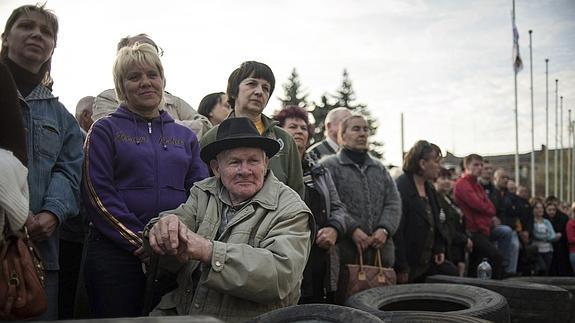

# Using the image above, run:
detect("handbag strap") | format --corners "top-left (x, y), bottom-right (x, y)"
top-left (374, 248), bottom-right (385, 275)
top-left (355, 244), bottom-right (364, 272)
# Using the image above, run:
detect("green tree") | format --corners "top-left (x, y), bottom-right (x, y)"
top-left (332, 69), bottom-right (384, 159)
top-left (309, 93), bottom-right (335, 144)
top-left (279, 68), bottom-right (308, 107)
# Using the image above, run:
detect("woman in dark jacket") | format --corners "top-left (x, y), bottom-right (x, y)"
top-left (395, 141), bottom-right (458, 283)
top-left (273, 106), bottom-right (350, 303)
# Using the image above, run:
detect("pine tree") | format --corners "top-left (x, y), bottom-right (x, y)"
top-left (309, 93), bottom-right (335, 144)
top-left (279, 68), bottom-right (308, 108)
top-left (332, 69), bottom-right (384, 159)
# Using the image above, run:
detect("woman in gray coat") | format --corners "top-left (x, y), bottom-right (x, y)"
top-left (320, 115), bottom-right (401, 298)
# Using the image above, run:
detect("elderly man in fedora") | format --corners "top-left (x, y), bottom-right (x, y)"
top-left (144, 117), bottom-right (312, 322)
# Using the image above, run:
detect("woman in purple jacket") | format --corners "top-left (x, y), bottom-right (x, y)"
top-left (82, 42), bottom-right (208, 318)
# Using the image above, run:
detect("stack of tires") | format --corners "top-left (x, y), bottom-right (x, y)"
top-left (506, 276), bottom-right (575, 323)
top-left (59, 316), bottom-right (224, 323)
top-left (344, 283), bottom-right (509, 323)
top-left (247, 304), bottom-right (383, 323)
top-left (426, 275), bottom-right (572, 323)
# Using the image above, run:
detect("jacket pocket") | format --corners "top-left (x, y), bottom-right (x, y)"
top-left (34, 120), bottom-right (61, 159)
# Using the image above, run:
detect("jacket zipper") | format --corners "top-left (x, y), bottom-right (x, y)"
top-left (148, 122), bottom-right (152, 134)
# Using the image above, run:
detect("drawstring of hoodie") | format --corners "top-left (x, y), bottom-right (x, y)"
top-left (160, 116), bottom-right (167, 150)
top-left (129, 108), bottom-right (166, 150)
top-left (132, 113), bottom-right (141, 145)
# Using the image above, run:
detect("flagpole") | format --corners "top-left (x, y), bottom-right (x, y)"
top-left (572, 117), bottom-right (575, 203)
top-left (568, 108), bottom-right (572, 203)
top-left (545, 58), bottom-right (549, 197)
top-left (529, 30), bottom-right (535, 195)
top-left (555, 79), bottom-right (559, 196)
top-left (513, 0), bottom-right (520, 185)
top-left (559, 96), bottom-right (564, 201)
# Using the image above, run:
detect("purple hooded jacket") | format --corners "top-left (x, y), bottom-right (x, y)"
top-left (83, 106), bottom-right (208, 252)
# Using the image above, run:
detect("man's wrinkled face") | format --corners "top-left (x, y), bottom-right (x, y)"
top-left (210, 147), bottom-right (268, 205)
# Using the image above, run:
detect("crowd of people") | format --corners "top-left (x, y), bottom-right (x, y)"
top-left (1, 3), bottom-right (575, 322)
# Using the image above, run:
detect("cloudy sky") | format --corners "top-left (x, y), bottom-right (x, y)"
top-left (2, 0), bottom-right (574, 166)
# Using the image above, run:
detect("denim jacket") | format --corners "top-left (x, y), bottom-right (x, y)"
top-left (20, 85), bottom-right (84, 270)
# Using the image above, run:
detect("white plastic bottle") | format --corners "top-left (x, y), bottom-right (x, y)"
top-left (477, 258), bottom-right (492, 279)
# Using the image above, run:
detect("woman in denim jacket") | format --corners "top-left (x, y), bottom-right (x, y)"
top-left (1, 4), bottom-right (84, 320)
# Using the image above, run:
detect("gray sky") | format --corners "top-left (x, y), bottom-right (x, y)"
top-left (2, 0), bottom-right (574, 166)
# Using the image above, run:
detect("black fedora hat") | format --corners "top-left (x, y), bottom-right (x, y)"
top-left (200, 117), bottom-right (280, 163)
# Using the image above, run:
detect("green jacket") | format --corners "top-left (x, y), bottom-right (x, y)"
top-left (149, 172), bottom-right (312, 322)
top-left (200, 112), bottom-right (305, 198)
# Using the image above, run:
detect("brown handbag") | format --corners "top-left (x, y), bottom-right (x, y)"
top-left (0, 227), bottom-right (47, 320)
top-left (337, 245), bottom-right (396, 303)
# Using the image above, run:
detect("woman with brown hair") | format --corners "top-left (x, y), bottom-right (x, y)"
top-left (200, 61), bottom-right (304, 197)
top-left (395, 140), bottom-right (458, 283)
top-left (1, 4), bottom-right (84, 319)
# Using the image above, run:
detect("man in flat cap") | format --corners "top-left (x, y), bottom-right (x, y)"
top-left (145, 117), bottom-right (312, 322)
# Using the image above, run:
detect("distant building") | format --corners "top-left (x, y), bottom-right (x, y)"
top-left (442, 145), bottom-right (573, 199)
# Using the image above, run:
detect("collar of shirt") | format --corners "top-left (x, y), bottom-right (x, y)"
top-left (326, 136), bottom-right (339, 152)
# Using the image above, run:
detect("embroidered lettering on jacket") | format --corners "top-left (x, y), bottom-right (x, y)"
top-left (114, 133), bottom-right (147, 144)
top-left (160, 137), bottom-right (185, 146)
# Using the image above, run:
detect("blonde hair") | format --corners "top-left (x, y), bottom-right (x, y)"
top-left (113, 42), bottom-right (165, 106)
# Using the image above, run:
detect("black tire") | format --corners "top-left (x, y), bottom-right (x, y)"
top-left (506, 276), bottom-right (575, 286)
top-left (383, 312), bottom-right (493, 323)
top-left (506, 276), bottom-right (575, 323)
top-left (427, 274), bottom-right (572, 323)
top-left (247, 304), bottom-right (383, 323)
top-left (344, 283), bottom-right (509, 323)
top-left (59, 316), bottom-right (223, 323)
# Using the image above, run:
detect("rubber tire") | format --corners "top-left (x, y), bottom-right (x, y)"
top-left (427, 275), bottom-right (571, 323)
top-left (344, 283), bottom-right (509, 323)
top-left (59, 316), bottom-right (223, 323)
top-left (506, 276), bottom-right (575, 323)
top-left (382, 312), bottom-right (493, 323)
top-left (247, 304), bottom-right (383, 323)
